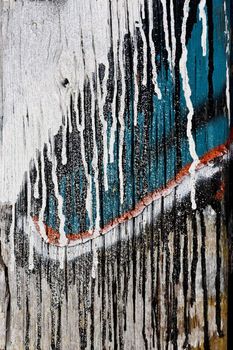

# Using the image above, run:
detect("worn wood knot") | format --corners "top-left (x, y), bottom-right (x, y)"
top-left (62, 78), bottom-right (70, 88)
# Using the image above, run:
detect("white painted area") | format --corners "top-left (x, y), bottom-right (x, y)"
top-left (199, 0), bottom-right (207, 57)
top-left (0, 0), bottom-right (144, 203)
top-left (179, 0), bottom-right (200, 210)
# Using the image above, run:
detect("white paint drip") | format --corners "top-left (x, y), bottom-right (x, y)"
top-left (180, 0), bottom-right (200, 210)
top-left (28, 224), bottom-right (34, 271)
top-left (88, 0), bottom-right (110, 192)
top-left (73, 90), bottom-right (93, 228)
top-left (133, 35), bottom-right (139, 127)
top-left (109, 58), bottom-right (118, 163)
top-left (108, 0), bottom-right (119, 163)
top-left (224, 1), bottom-right (230, 125)
top-left (170, 0), bottom-right (176, 73)
top-left (127, 0), bottom-right (140, 127)
top-left (91, 240), bottom-right (99, 279)
top-left (90, 83), bottom-right (101, 232)
top-left (138, 0), bottom-right (149, 87)
top-left (33, 154), bottom-right (40, 199)
top-left (50, 136), bottom-right (68, 248)
top-left (38, 148), bottom-right (49, 243)
top-left (161, 0), bottom-right (172, 70)
top-left (148, 0), bottom-right (162, 99)
top-left (118, 19), bottom-right (126, 205)
top-left (9, 202), bottom-right (15, 272)
top-left (61, 117), bottom-right (68, 165)
top-left (140, 18), bottom-right (149, 87)
top-left (199, 0), bottom-right (207, 57)
top-left (96, 46), bottom-right (109, 192)
top-left (58, 246), bottom-right (65, 270)
top-left (27, 172), bottom-right (35, 270)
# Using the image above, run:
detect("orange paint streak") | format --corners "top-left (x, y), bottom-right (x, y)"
top-left (215, 181), bottom-right (225, 201)
top-left (32, 142), bottom-right (230, 246)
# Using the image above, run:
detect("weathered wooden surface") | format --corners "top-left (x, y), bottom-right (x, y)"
top-left (0, 163), bottom-right (229, 349)
top-left (0, 0), bottom-right (231, 349)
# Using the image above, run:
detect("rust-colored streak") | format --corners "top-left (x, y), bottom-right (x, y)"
top-left (33, 143), bottom-right (229, 246)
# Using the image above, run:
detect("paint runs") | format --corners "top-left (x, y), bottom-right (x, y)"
top-left (50, 138), bottom-right (68, 248)
top-left (161, 0), bottom-right (172, 70)
top-left (180, 0), bottom-right (200, 210)
top-left (199, 0), bottom-right (207, 57)
top-left (224, 0), bottom-right (230, 126)
top-left (0, 0), bottom-right (230, 245)
top-left (148, 0), bottom-right (162, 99)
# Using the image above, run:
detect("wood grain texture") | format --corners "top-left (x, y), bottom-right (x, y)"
top-left (0, 0), bottom-right (231, 349)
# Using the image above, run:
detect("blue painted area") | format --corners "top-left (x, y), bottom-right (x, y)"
top-left (186, 5), bottom-right (209, 108)
top-left (212, 0), bottom-right (228, 98)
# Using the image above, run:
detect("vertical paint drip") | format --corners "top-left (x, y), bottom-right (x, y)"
top-left (133, 32), bottom-right (139, 127)
top-left (160, 0), bottom-right (172, 70)
top-left (33, 154), bottom-right (40, 199)
top-left (58, 246), bottom-right (65, 270)
top-left (179, 0), bottom-right (200, 210)
top-left (199, 0), bottom-right (207, 57)
top-left (148, 0), bottom-right (162, 100)
top-left (118, 58), bottom-right (126, 205)
top-left (140, 10), bottom-right (149, 87)
top-left (61, 117), bottom-right (67, 165)
top-left (109, 0), bottom-right (119, 162)
top-left (109, 61), bottom-right (117, 163)
top-left (38, 149), bottom-right (48, 243)
top-left (9, 202), bottom-right (15, 272)
top-left (27, 172), bottom-right (34, 270)
top-left (127, 0), bottom-right (140, 127)
top-left (50, 137), bottom-right (68, 248)
top-left (170, 0), bottom-right (176, 73)
top-left (90, 83), bottom-right (100, 232)
top-left (97, 64), bottom-right (109, 191)
top-left (117, 0), bottom-right (126, 206)
top-left (224, 0), bottom-right (230, 125)
top-left (91, 241), bottom-right (99, 279)
top-left (73, 90), bottom-right (93, 228)
top-left (67, 90), bottom-right (73, 134)
top-left (28, 225), bottom-right (34, 271)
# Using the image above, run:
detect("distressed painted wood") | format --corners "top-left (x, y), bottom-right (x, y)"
top-left (0, 0), bottom-right (231, 349)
